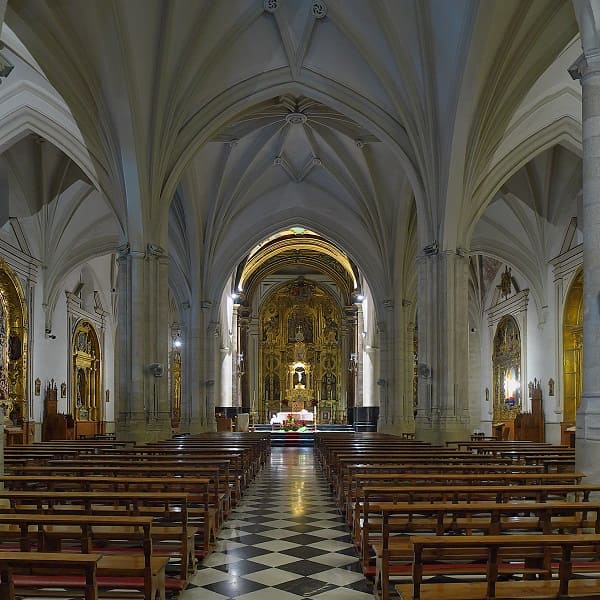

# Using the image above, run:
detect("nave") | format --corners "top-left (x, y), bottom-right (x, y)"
top-left (184, 447), bottom-right (373, 600)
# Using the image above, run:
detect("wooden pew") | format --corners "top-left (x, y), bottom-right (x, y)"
top-left (0, 552), bottom-right (102, 600)
top-left (371, 500), bottom-right (600, 600)
top-left (336, 462), bottom-right (549, 513)
top-left (0, 490), bottom-right (195, 581)
top-left (346, 470), bottom-right (586, 518)
top-left (395, 534), bottom-right (600, 600)
top-left (0, 514), bottom-right (168, 600)
top-left (30, 459), bottom-right (232, 522)
top-left (355, 482), bottom-right (600, 569)
top-left (0, 475), bottom-right (216, 558)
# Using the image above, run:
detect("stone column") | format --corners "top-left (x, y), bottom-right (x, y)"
top-left (356, 304), bottom-right (365, 407)
top-left (398, 299), bottom-right (416, 434)
top-left (571, 53), bottom-right (600, 480)
top-left (199, 302), bottom-right (219, 432)
top-left (231, 304), bottom-right (240, 406)
top-left (415, 250), bottom-right (471, 444)
top-left (182, 306), bottom-right (203, 434)
top-left (115, 244), bottom-right (171, 442)
top-left (376, 306), bottom-right (394, 432)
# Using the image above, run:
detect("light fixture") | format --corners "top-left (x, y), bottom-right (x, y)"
top-left (237, 352), bottom-right (245, 378)
top-left (171, 325), bottom-right (182, 349)
top-left (231, 292), bottom-right (239, 300)
top-left (348, 352), bottom-right (358, 373)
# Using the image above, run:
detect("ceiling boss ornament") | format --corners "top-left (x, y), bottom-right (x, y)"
top-left (285, 112), bottom-right (307, 125)
top-left (263, 0), bottom-right (279, 13)
top-left (312, 1), bottom-right (328, 19)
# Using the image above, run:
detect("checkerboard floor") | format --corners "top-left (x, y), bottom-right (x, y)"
top-left (183, 446), bottom-right (374, 599)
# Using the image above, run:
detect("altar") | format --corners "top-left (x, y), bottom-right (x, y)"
top-left (270, 409), bottom-right (314, 424)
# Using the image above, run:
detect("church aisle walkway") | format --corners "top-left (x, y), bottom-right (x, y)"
top-left (183, 446), bottom-right (374, 600)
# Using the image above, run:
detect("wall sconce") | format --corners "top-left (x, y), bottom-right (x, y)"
top-left (171, 325), bottom-right (182, 349)
top-left (348, 352), bottom-right (358, 373)
top-left (237, 352), bottom-right (245, 378)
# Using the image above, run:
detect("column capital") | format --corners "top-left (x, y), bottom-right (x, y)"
top-left (569, 51), bottom-right (600, 81)
top-left (146, 243), bottom-right (167, 258)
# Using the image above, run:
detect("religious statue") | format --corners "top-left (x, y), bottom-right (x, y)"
top-left (499, 266), bottom-right (512, 299)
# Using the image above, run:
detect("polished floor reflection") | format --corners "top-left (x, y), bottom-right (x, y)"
top-left (183, 447), bottom-right (373, 599)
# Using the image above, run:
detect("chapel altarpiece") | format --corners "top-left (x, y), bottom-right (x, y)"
top-left (0, 259), bottom-right (28, 429)
top-left (72, 320), bottom-right (102, 436)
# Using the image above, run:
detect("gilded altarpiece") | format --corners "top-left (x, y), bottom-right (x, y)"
top-left (72, 321), bottom-right (102, 437)
top-left (0, 260), bottom-right (28, 430)
top-left (493, 315), bottom-right (522, 424)
top-left (563, 269), bottom-right (583, 423)
top-left (258, 278), bottom-right (342, 423)
top-left (170, 349), bottom-right (182, 431)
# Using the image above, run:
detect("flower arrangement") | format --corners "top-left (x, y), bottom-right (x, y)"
top-left (282, 414), bottom-right (308, 432)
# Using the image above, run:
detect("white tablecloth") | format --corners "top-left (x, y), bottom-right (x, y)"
top-left (270, 410), bottom-right (314, 424)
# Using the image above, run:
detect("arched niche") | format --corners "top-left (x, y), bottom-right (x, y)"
top-left (493, 315), bottom-right (522, 439)
top-left (0, 259), bottom-right (28, 441)
top-left (562, 268), bottom-right (583, 425)
top-left (72, 320), bottom-right (102, 437)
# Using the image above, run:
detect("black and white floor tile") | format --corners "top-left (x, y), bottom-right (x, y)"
top-left (183, 447), bottom-right (374, 599)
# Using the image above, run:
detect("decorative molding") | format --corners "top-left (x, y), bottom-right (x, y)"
top-left (551, 243), bottom-right (582, 285)
top-left (422, 241), bottom-right (438, 256)
top-left (568, 53), bottom-right (586, 80)
top-left (312, 1), bottom-right (327, 19)
top-left (0, 238), bottom-right (40, 284)
top-left (285, 112), bottom-right (307, 125)
top-left (0, 52), bottom-right (14, 83)
top-left (487, 289), bottom-right (529, 327)
top-left (146, 243), bottom-right (166, 258)
top-left (263, 0), bottom-right (279, 13)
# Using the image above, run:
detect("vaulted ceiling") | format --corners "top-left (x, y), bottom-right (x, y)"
top-left (0, 0), bottom-right (583, 315)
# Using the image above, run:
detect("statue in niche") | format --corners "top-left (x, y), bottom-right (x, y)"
top-left (499, 267), bottom-right (512, 300)
top-left (289, 277), bottom-right (313, 302)
top-left (0, 304), bottom-right (5, 348)
top-left (76, 369), bottom-right (84, 407)
top-left (8, 335), bottom-right (21, 360)
top-left (293, 366), bottom-right (306, 389)
top-left (263, 313), bottom-right (278, 342)
top-left (324, 316), bottom-right (338, 343)
top-left (322, 372), bottom-right (336, 401)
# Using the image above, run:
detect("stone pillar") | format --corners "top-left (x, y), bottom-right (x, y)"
top-left (115, 244), bottom-right (171, 442)
top-left (231, 304), bottom-right (240, 406)
top-left (571, 53), bottom-right (600, 480)
top-left (376, 306), bottom-right (394, 432)
top-left (182, 306), bottom-right (203, 434)
top-left (399, 299), bottom-right (416, 433)
top-left (415, 250), bottom-right (471, 444)
top-left (356, 304), bottom-right (365, 407)
top-left (199, 302), bottom-right (219, 432)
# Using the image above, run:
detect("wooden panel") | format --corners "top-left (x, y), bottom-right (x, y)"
top-left (75, 420), bottom-right (100, 439)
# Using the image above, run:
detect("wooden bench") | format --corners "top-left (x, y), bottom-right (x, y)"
top-left (0, 552), bottom-right (102, 600)
top-left (346, 470), bottom-right (586, 518)
top-left (0, 513), bottom-right (169, 600)
top-left (371, 500), bottom-right (600, 600)
top-left (0, 490), bottom-right (196, 581)
top-left (395, 533), bottom-right (600, 599)
top-left (0, 475), bottom-right (216, 559)
top-left (354, 482), bottom-right (600, 565)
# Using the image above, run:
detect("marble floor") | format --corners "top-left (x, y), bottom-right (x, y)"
top-left (183, 446), bottom-right (374, 600)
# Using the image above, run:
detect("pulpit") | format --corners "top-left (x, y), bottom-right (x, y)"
top-left (42, 380), bottom-right (75, 441)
